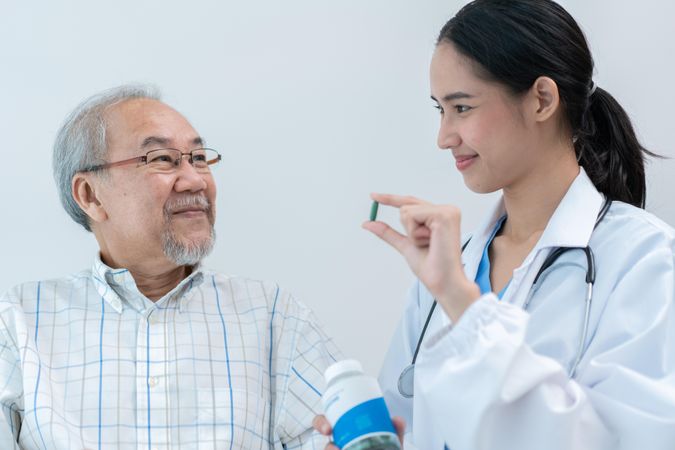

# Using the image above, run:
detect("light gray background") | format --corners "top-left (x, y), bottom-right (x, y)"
top-left (1, 0), bottom-right (673, 375)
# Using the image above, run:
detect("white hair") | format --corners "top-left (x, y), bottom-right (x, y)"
top-left (52, 84), bottom-right (161, 231)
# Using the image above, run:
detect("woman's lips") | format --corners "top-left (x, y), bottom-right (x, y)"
top-left (455, 154), bottom-right (478, 171)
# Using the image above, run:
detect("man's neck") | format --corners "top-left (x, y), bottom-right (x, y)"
top-left (127, 263), bottom-right (191, 301)
top-left (100, 251), bottom-right (190, 301)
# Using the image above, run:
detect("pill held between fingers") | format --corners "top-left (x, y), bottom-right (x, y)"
top-left (369, 200), bottom-right (379, 221)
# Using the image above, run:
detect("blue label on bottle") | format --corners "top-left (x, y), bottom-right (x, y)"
top-left (332, 397), bottom-right (396, 448)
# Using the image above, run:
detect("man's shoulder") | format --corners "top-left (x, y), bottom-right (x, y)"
top-left (201, 270), bottom-right (281, 300)
top-left (1, 269), bottom-right (93, 310)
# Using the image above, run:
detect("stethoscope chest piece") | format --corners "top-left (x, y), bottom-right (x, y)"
top-left (398, 363), bottom-right (415, 398)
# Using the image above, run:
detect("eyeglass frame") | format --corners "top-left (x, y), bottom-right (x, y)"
top-left (78, 148), bottom-right (222, 173)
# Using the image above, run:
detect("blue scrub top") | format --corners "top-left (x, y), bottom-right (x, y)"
top-left (474, 215), bottom-right (510, 299)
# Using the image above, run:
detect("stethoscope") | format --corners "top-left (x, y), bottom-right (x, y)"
top-left (397, 198), bottom-right (612, 398)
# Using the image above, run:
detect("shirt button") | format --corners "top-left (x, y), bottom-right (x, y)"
top-left (148, 376), bottom-right (160, 388)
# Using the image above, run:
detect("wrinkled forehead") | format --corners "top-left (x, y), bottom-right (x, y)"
top-left (104, 98), bottom-right (203, 157)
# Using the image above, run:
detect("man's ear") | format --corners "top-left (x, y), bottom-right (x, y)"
top-left (529, 76), bottom-right (561, 123)
top-left (72, 173), bottom-right (108, 224)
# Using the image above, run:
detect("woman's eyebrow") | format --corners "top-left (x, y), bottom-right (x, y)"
top-left (431, 92), bottom-right (475, 102)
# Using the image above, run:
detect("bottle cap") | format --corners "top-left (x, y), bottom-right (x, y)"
top-left (324, 359), bottom-right (363, 384)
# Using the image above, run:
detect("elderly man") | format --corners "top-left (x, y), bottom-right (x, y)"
top-left (0, 85), bottom-right (338, 449)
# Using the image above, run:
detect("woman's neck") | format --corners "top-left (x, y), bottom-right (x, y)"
top-left (501, 150), bottom-right (580, 244)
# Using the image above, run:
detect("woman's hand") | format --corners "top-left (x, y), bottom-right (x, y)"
top-left (312, 414), bottom-right (406, 449)
top-left (363, 193), bottom-right (480, 322)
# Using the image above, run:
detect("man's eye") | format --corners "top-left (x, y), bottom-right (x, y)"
top-left (150, 155), bottom-right (174, 163)
top-left (455, 105), bottom-right (472, 113)
top-left (192, 154), bottom-right (207, 162)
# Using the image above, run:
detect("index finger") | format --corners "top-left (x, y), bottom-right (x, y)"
top-left (371, 193), bottom-right (427, 208)
top-left (312, 415), bottom-right (332, 436)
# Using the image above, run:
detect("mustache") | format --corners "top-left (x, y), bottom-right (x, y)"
top-left (164, 195), bottom-right (212, 215)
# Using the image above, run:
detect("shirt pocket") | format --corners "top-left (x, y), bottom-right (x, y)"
top-left (197, 388), bottom-right (268, 448)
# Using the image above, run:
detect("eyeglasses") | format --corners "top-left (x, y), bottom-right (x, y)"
top-left (79, 148), bottom-right (222, 173)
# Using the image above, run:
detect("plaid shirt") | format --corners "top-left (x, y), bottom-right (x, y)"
top-left (0, 257), bottom-right (339, 449)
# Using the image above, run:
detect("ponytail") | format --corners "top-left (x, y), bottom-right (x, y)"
top-left (576, 87), bottom-right (656, 208)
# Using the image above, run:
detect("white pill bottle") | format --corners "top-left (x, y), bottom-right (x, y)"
top-left (322, 359), bottom-right (401, 450)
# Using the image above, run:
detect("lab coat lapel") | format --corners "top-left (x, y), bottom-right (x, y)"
top-left (506, 168), bottom-right (604, 308)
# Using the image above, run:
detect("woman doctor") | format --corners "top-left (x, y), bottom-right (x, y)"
top-left (314, 0), bottom-right (675, 449)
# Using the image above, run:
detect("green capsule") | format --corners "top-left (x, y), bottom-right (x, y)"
top-left (369, 200), bottom-right (379, 221)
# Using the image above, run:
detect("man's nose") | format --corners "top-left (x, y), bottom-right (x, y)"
top-left (174, 157), bottom-right (208, 192)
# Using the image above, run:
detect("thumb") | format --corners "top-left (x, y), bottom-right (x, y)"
top-left (362, 221), bottom-right (410, 256)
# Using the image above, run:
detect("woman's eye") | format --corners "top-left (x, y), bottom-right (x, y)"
top-left (433, 104), bottom-right (444, 114)
top-left (454, 105), bottom-right (472, 114)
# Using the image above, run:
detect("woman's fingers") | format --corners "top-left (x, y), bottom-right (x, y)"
top-left (401, 203), bottom-right (461, 229)
top-left (362, 221), bottom-right (411, 255)
top-left (365, 201), bottom-right (462, 258)
top-left (410, 226), bottom-right (431, 247)
top-left (370, 193), bottom-right (427, 208)
top-left (312, 415), bottom-right (331, 436)
top-left (399, 204), bottom-right (460, 248)
top-left (392, 416), bottom-right (406, 446)
top-left (312, 415), bottom-right (340, 450)
top-left (365, 194), bottom-right (477, 322)
top-left (368, 194), bottom-right (435, 248)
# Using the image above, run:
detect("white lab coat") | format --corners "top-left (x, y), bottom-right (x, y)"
top-left (379, 169), bottom-right (675, 450)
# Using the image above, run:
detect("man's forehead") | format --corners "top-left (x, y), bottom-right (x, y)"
top-left (108, 97), bottom-right (175, 121)
top-left (140, 135), bottom-right (204, 149)
top-left (105, 98), bottom-right (201, 149)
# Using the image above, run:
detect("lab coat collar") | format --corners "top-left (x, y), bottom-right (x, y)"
top-left (536, 168), bottom-right (604, 249)
top-left (462, 168), bottom-right (603, 279)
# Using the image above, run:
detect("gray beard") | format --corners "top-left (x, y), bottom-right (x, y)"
top-left (161, 194), bottom-right (216, 266)
top-left (161, 225), bottom-right (215, 266)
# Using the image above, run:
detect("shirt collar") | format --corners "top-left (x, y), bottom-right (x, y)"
top-left (91, 255), bottom-right (205, 314)
top-left (462, 168), bottom-right (603, 279)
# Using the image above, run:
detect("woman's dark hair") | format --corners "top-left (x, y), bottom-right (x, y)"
top-left (438, 0), bottom-right (656, 208)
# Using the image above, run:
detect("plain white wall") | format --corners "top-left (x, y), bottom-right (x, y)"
top-left (1, 0), bottom-right (673, 375)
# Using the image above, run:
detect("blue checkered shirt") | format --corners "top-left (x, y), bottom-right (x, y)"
top-left (0, 257), bottom-right (339, 449)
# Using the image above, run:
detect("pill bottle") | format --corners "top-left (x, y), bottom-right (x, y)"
top-left (322, 359), bottom-right (401, 450)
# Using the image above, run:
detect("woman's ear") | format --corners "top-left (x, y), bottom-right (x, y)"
top-left (72, 173), bottom-right (108, 225)
top-left (530, 76), bottom-right (561, 122)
